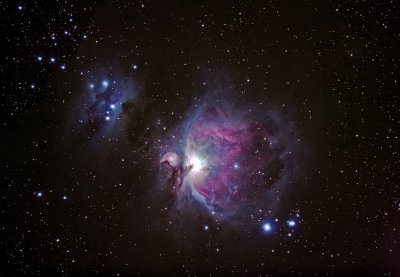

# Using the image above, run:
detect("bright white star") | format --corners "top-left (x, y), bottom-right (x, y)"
top-left (263, 223), bottom-right (271, 232)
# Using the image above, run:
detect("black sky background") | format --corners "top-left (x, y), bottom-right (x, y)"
top-left (1, 0), bottom-right (399, 275)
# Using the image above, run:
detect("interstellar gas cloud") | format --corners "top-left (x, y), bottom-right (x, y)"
top-left (159, 93), bottom-right (300, 227)
top-left (68, 66), bottom-right (138, 144)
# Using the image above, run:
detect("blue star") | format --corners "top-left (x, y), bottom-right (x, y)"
top-left (287, 220), bottom-right (296, 227)
top-left (262, 223), bottom-right (271, 232)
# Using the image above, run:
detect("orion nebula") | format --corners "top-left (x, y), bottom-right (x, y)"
top-left (161, 94), bottom-right (299, 225)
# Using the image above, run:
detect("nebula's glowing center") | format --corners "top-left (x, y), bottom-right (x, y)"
top-left (189, 156), bottom-right (203, 172)
top-left (185, 154), bottom-right (208, 185)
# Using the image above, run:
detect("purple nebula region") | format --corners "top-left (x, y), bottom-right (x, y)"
top-left (161, 97), bottom-right (298, 223)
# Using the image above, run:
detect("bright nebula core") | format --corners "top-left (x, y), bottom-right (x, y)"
top-left (161, 95), bottom-right (299, 225)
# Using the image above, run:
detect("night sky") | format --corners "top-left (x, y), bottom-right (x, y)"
top-left (1, 0), bottom-right (399, 275)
